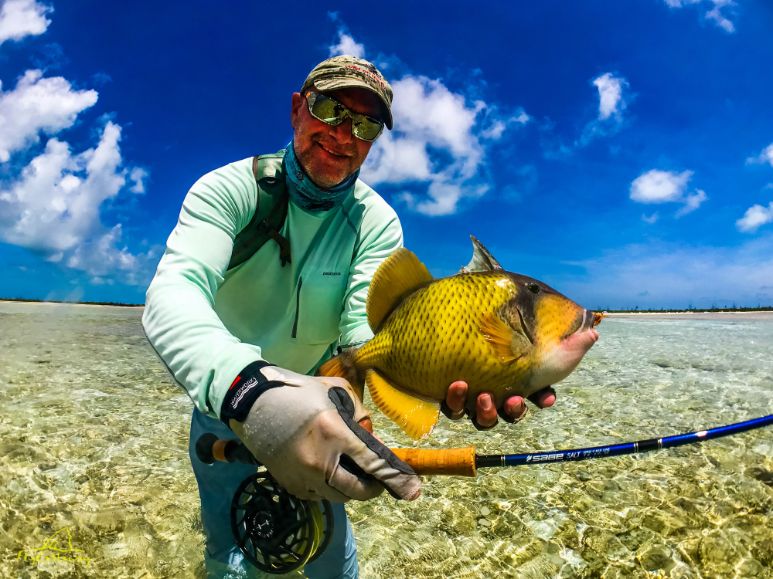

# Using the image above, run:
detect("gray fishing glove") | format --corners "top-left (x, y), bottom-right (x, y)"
top-left (221, 361), bottom-right (421, 503)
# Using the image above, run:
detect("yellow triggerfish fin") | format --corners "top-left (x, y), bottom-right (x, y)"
top-left (318, 355), bottom-right (344, 378)
top-left (317, 354), bottom-right (365, 401)
top-left (365, 369), bottom-right (440, 440)
top-left (479, 312), bottom-right (523, 364)
top-left (366, 248), bottom-right (433, 332)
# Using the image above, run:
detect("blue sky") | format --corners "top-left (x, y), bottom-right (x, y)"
top-left (1, 0), bottom-right (772, 308)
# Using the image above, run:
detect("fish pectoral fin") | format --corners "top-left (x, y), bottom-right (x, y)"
top-left (367, 248), bottom-right (433, 332)
top-left (365, 369), bottom-right (439, 440)
top-left (479, 312), bottom-right (524, 364)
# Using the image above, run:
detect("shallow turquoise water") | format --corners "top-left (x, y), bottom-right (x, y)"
top-left (1, 303), bottom-right (771, 578)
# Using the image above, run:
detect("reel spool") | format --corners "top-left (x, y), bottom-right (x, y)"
top-left (230, 471), bottom-right (334, 574)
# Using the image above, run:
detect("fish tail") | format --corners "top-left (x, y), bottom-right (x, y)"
top-left (318, 348), bottom-right (365, 401)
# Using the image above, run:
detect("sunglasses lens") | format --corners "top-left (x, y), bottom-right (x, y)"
top-left (351, 119), bottom-right (383, 141)
top-left (306, 92), bottom-right (383, 142)
top-left (308, 93), bottom-right (344, 125)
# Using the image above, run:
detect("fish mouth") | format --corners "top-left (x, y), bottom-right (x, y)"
top-left (535, 309), bottom-right (601, 390)
top-left (562, 309), bottom-right (603, 341)
top-left (585, 309), bottom-right (604, 330)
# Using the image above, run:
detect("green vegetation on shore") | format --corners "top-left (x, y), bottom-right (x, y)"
top-left (601, 306), bottom-right (773, 313)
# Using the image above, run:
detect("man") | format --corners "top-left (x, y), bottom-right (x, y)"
top-left (143, 55), bottom-right (555, 578)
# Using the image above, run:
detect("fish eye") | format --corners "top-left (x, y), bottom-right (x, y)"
top-left (527, 283), bottom-right (540, 294)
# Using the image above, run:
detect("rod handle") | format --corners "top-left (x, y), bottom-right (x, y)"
top-left (195, 435), bottom-right (258, 465)
top-left (196, 435), bottom-right (478, 477)
top-left (390, 447), bottom-right (477, 477)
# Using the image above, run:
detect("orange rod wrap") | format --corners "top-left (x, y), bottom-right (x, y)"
top-left (391, 447), bottom-right (477, 477)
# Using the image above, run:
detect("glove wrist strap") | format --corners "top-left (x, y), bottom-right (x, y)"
top-left (220, 360), bottom-right (284, 424)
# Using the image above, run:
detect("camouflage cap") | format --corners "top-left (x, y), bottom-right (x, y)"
top-left (301, 55), bottom-right (394, 130)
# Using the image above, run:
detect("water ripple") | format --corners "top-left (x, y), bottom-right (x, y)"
top-left (1, 303), bottom-right (771, 578)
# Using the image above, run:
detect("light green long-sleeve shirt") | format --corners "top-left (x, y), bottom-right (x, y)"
top-left (142, 154), bottom-right (402, 419)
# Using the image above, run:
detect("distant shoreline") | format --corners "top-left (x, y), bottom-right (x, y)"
top-left (2, 297), bottom-right (772, 318)
top-left (605, 310), bottom-right (773, 320)
top-left (0, 298), bottom-right (143, 308)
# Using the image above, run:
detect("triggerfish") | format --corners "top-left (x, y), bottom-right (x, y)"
top-left (319, 236), bottom-right (603, 439)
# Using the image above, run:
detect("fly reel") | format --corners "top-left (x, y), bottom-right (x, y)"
top-left (230, 470), bottom-right (334, 574)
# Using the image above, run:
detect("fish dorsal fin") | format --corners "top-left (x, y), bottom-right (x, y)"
top-left (366, 369), bottom-right (440, 440)
top-left (459, 235), bottom-right (503, 274)
top-left (367, 248), bottom-right (433, 332)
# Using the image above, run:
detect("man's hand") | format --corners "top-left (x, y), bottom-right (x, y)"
top-left (226, 364), bottom-right (421, 503)
top-left (443, 381), bottom-right (557, 429)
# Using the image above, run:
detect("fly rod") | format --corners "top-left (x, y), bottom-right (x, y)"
top-left (200, 414), bottom-right (772, 477)
top-left (196, 415), bottom-right (771, 575)
top-left (391, 414), bottom-right (773, 476)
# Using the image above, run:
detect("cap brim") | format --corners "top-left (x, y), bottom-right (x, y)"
top-left (311, 78), bottom-right (393, 130)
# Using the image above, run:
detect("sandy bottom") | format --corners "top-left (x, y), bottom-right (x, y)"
top-left (1, 302), bottom-right (771, 578)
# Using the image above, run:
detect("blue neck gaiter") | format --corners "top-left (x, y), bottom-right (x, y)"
top-left (284, 142), bottom-right (358, 212)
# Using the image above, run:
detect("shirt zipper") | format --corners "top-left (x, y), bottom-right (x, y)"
top-left (291, 276), bottom-right (303, 338)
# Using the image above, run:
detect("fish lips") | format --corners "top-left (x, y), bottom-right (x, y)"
top-left (562, 309), bottom-right (602, 341)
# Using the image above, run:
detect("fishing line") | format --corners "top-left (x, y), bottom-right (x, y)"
top-left (230, 472), bottom-right (334, 574)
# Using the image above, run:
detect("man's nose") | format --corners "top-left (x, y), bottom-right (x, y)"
top-left (330, 118), bottom-right (354, 145)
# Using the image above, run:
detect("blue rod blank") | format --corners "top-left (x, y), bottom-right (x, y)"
top-left (476, 414), bottom-right (773, 468)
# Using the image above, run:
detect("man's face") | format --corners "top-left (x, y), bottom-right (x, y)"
top-left (290, 87), bottom-right (383, 189)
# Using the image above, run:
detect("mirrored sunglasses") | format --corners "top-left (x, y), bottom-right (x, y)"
top-left (305, 91), bottom-right (384, 142)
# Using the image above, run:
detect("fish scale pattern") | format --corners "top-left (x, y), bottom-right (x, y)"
top-left (356, 272), bottom-right (535, 404)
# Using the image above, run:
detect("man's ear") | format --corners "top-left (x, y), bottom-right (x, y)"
top-left (290, 92), bottom-right (302, 129)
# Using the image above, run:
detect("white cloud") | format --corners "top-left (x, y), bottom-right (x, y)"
top-left (361, 133), bottom-right (432, 184)
top-left (0, 122), bottom-right (153, 282)
top-left (0, 123), bottom-right (123, 252)
top-left (662, 0), bottom-right (737, 33)
top-left (328, 30), bottom-right (365, 59)
top-left (557, 236), bottom-right (773, 309)
top-left (705, 0), bottom-right (736, 32)
top-left (361, 75), bottom-right (485, 214)
top-left (129, 167), bottom-right (148, 193)
top-left (0, 0), bottom-right (51, 44)
top-left (630, 169), bottom-right (707, 217)
top-left (566, 73), bottom-right (631, 151)
top-left (746, 143), bottom-right (773, 167)
top-left (0, 69), bottom-right (98, 162)
top-left (403, 179), bottom-right (488, 217)
top-left (361, 74), bottom-right (521, 215)
top-left (481, 108), bottom-right (530, 139)
top-left (66, 224), bottom-right (155, 285)
top-left (0, 0), bottom-right (155, 287)
top-left (736, 202), bottom-right (773, 233)
top-left (66, 223), bottom-right (159, 287)
top-left (676, 188), bottom-right (707, 216)
top-left (593, 73), bottom-right (627, 120)
top-left (631, 169), bottom-right (692, 202)
top-left (325, 28), bottom-right (530, 216)
top-left (663, 0), bottom-right (701, 6)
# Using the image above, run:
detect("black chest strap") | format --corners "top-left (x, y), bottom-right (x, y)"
top-left (227, 153), bottom-right (291, 270)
